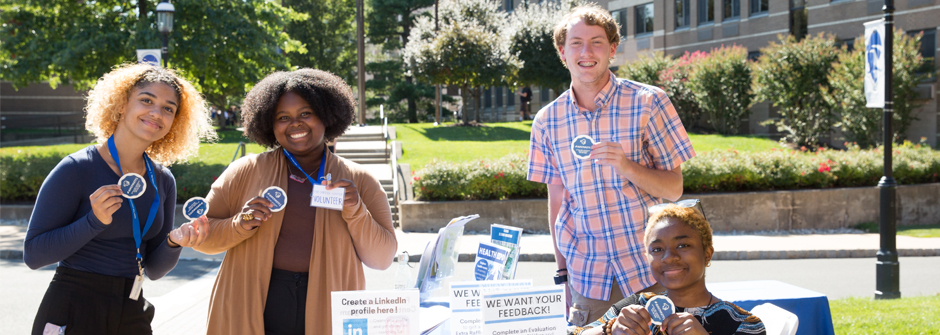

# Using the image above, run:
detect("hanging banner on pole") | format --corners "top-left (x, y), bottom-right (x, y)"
top-left (864, 19), bottom-right (886, 108)
top-left (137, 49), bottom-right (162, 67)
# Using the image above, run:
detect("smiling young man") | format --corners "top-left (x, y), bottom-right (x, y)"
top-left (526, 4), bottom-right (696, 326)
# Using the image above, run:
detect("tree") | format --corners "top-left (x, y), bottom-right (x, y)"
top-left (688, 45), bottom-right (753, 135)
top-left (282, 0), bottom-right (357, 84)
top-left (403, 0), bottom-right (519, 125)
top-left (366, 0), bottom-right (435, 123)
top-left (507, 0), bottom-right (572, 94)
top-left (1, 0), bottom-right (305, 110)
top-left (826, 30), bottom-right (928, 148)
top-left (753, 33), bottom-right (840, 147)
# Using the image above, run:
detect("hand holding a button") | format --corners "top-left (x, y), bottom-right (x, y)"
top-left (168, 216), bottom-right (210, 248)
top-left (612, 305), bottom-right (652, 335)
top-left (590, 142), bottom-right (637, 178)
top-left (660, 313), bottom-right (707, 335)
top-left (237, 196), bottom-right (274, 230)
top-left (89, 185), bottom-right (123, 225)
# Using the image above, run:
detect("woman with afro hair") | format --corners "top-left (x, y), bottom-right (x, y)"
top-left (26, 63), bottom-right (217, 334)
top-left (193, 69), bottom-right (398, 335)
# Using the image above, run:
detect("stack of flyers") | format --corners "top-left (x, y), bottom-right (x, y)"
top-left (490, 224), bottom-right (523, 280)
top-left (473, 242), bottom-right (511, 281)
top-left (414, 214), bottom-right (479, 299)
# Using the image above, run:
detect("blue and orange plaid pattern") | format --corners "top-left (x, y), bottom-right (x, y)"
top-left (527, 71), bottom-right (696, 301)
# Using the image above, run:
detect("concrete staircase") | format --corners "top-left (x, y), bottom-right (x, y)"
top-left (333, 126), bottom-right (400, 226)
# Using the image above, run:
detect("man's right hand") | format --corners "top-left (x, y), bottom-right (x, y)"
top-left (89, 185), bottom-right (123, 225)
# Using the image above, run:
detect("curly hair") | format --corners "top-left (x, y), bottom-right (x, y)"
top-left (552, 3), bottom-right (621, 67)
top-left (84, 63), bottom-right (217, 166)
top-left (645, 204), bottom-right (714, 255)
top-left (241, 69), bottom-right (356, 148)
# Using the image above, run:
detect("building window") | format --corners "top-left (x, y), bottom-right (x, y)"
top-left (750, 0), bottom-right (768, 14)
top-left (747, 50), bottom-right (761, 61)
top-left (611, 9), bottom-right (628, 39)
top-left (723, 0), bottom-right (740, 19)
top-left (908, 28), bottom-right (937, 76)
top-left (699, 0), bottom-right (714, 24)
top-left (504, 0), bottom-right (514, 11)
top-left (636, 3), bottom-right (654, 35)
top-left (789, 0), bottom-right (807, 41)
top-left (676, 0), bottom-right (690, 28)
top-left (838, 38), bottom-right (855, 52)
top-left (540, 87), bottom-right (550, 102)
top-left (495, 87), bottom-right (504, 106)
top-left (484, 87), bottom-right (492, 108)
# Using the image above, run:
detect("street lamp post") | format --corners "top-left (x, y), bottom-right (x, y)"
top-left (156, 0), bottom-right (175, 68)
top-left (875, 0), bottom-right (900, 300)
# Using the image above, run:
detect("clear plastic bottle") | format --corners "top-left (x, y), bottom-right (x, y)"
top-left (393, 251), bottom-right (412, 290)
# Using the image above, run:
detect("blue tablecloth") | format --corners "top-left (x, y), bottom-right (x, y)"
top-left (708, 280), bottom-right (835, 335)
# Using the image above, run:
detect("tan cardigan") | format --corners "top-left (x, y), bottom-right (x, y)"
top-left (195, 148), bottom-right (397, 334)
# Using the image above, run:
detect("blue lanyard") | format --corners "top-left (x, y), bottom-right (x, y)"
top-left (107, 135), bottom-right (161, 261)
top-left (283, 148), bottom-right (327, 184)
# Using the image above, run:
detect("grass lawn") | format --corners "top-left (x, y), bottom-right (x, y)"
top-left (394, 122), bottom-right (784, 172)
top-left (830, 294), bottom-right (940, 333)
top-left (854, 223), bottom-right (940, 238)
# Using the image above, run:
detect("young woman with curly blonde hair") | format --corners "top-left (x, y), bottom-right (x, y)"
top-left (25, 63), bottom-right (217, 335)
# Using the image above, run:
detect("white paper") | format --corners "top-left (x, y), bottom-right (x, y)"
top-left (481, 286), bottom-right (567, 335)
top-left (449, 280), bottom-right (532, 335)
top-left (331, 289), bottom-right (421, 335)
top-left (311, 185), bottom-right (345, 210)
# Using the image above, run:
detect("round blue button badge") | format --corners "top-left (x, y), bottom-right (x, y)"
top-left (262, 186), bottom-right (288, 212)
top-left (570, 135), bottom-right (595, 160)
top-left (645, 295), bottom-right (676, 325)
top-left (118, 173), bottom-right (147, 199)
top-left (183, 197), bottom-right (209, 221)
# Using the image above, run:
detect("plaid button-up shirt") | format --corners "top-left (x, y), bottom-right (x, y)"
top-left (527, 72), bottom-right (695, 301)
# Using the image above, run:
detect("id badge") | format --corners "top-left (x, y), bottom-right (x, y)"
top-left (42, 323), bottom-right (65, 335)
top-left (129, 274), bottom-right (144, 301)
top-left (310, 185), bottom-right (345, 210)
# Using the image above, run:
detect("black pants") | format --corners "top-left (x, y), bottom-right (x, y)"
top-left (263, 269), bottom-right (309, 335)
top-left (32, 267), bottom-right (154, 335)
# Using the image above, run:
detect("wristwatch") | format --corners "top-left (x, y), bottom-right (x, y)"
top-left (553, 273), bottom-right (568, 285)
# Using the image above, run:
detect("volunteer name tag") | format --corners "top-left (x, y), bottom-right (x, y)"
top-left (570, 135), bottom-right (594, 160)
top-left (119, 173), bottom-right (147, 199)
top-left (262, 186), bottom-right (288, 212)
top-left (645, 295), bottom-right (676, 325)
top-left (182, 197), bottom-right (209, 221)
top-left (311, 185), bottom-right (345, 210)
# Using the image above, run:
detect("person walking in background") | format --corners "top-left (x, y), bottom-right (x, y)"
top-left (193, 69), bottom-right (397, 335)
top-left (24, 64), bottom-right (217, 335)
top-left (518, 86), bottom-right (533, 121)
top-left (527, 4), bottom-right (696, 326)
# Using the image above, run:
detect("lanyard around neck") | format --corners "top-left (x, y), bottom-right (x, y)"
top-left (107, 135), bottom-right (161, 261)
top-left (283, 147), bottom-right (327, 184)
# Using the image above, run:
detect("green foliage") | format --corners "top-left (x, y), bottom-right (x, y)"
top-left (854, 222), bottom-right (940, 238)
top-left (830, 295), bottom-right (940, 334)
top-left (414, 153), bottom-right (546, 201)
top-left (0, 0), bottom-right (306, 109)
top-left (507, 1), bottom-right (574, 93)
top-left (682, 140), bottom-right (940, 193)
top-left (403, 0), bottom-right (520, 124)
top-left (618, 52), bottom-right (673, 87)
top-left (0, 148), bottom-right (73, 202)
top-left (753, 33), bottom-right (840, 147)
top-left (827, 30), bottom-right (928, 148)
top-left (283, 0), bottom-right (356, 84)
top-left (662, 51), bottom-right (706, 130)
top-left (687, 45), bottom-right (753, 135)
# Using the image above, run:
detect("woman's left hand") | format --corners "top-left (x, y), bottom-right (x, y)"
top-left (325, 178), bottom-right (359, 208)
top-left (168, 216), bottom-right (210, 248)
top-left (660, 312), bottom-right (708, 335)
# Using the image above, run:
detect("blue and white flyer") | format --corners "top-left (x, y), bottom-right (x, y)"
top-left (331, 289), bottom-right (420, 335)
top-left (481, 286), bottom-right (566, 335)
top-left (490, 224), bottom-right (523, 280)
top-left (473, 242), bottom-right (511, 281)
top-left (449, 280), bottom-right (532, 335)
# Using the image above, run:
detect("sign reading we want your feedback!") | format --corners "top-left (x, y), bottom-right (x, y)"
top-left (331, 289), bottom-right (420, 335)
top-left (482, 286), bottom-right (566, 335)
top-left (450, 280), bottom-right (532, 335)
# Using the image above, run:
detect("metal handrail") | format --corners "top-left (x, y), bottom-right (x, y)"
top-left (230, 141), bottom-right (246, 164)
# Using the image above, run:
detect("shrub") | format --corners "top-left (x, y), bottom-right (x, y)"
top-left (827, 30), bottom-right (928, 148)
top-left (617, 52), bottom-right (673, 87)
top-left (687, 45), bottom-right (753, 135)
top-left (0, 150), bottom-right (66, 202)
top-left (753, 33), bottom-right (841, 147)
top-left (661, 51), bottom-right (706, 130)
top-left (414, 153), bottom-right (546, 201)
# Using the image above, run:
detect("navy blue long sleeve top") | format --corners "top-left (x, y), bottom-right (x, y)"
top-left (24, 145), bottom-right (181, 280)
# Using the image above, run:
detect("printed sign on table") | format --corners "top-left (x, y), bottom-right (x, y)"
top-left (449, 280), bottom-right (532, 335)
top-left (331, 289), bottom-right (420, 335)
top-left (481, 286), bottom-right (566, 335)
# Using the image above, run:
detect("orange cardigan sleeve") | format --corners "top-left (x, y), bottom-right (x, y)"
top-left (341, 166), bottom-right (397, 270)
top-left (194, 156), bottom-right (261, 255)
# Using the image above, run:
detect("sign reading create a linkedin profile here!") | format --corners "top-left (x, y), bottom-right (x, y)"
top-left (331, 289), bottom-right (420, 335)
